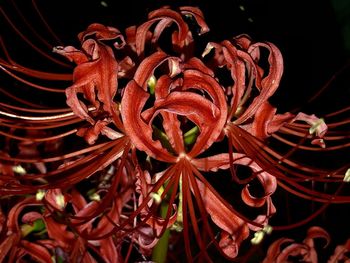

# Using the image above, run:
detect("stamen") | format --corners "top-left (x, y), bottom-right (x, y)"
top-left (202, 43), bottom-right (214, 58)
top-left (309, 118), bottom-right (325, 135)
top-left (36, 189), bottom-right (46, 201)
top-left (100, 1), bottom-right (108, 7)
top-left (12, 165), bottom-right (26, 175)
top-left (55, 194), bottom-right (66, 209)
top-left (89, 192), bottom-right (101, 201)
top-left (147, 75), bottom-right (156, 95)
top-left (251, 225), bottom-right (272, 245)
top-left (150, 192), bottom-right (162, 204)
top-left (344, 169), bottom-right (350, 182)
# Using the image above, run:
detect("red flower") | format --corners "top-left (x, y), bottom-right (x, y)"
top-left (0, 3), bottom-right (349, 262)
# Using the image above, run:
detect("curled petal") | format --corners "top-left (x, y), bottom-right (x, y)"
top-left (20, 240), bottom-right (52, 263)
top-left (61, 39), bottom-right (119, 139)
top-left (133, 51), bottom-right (181, 89)
top-left (262, 238), bottom-right (297, 263)
top-left (250, 102), bottom-right (328, 148)
top-left (122, 52), bottom-right (184, 161)
top-left (293, 112), bottom-right (328, 138)
top-left (248, 198), bottom-right (276, 232)
top-left (21, 211), bottom-right (42, 224)
top-left (78, 23), bottom-right (125, 49)
top-left (202, 42), bottom-right (226, 68)
top-left (136, 7), bottom-right (189, 56)
top-left (145, 91), bottom-right (221, 155)
top-left (304, 226), bottom-right (330, 248)
top-left (263, 227), bottom-right (331, 263)
top-left (221, 40), bottom-right (257, 120)
top-left (152, 76), bottom-right (185, 153)
top-left (236, 41), bottom-right (284, 124)
top-left (193, 152), bottom-right (270, 176)
top-left (276, 243), bottom-right (314, 263)
top-left (44, 217), bottom-right (75, 249)
top-left (122, 80), bottom-right (175, 162)
top-left (233, 34), bottom-right (253, 50)
top-left (300, 229), bottom-right (324, 263)
top-left (7, 197), bottom-right (40, 232)
top-left (77, 119), bottom-right (123, 145)
top-left (118, 56), bottom-right (135, 78)
top-left (134, 225), bottom-right (159, 254)
top-left (184, 57), bottom-right (214, 76)
top-left (125, 25), bottom-right (137, 51)
top-left (250, 102), bottom-right (293, 138)
top-left (195, 178), bottom-right (249, 258)
top-left (328, 239), bottom-right (350, 263)
top-left (179, 6), bottom-right (210, 35)
top-left (219, 232), bottom-right (242, 259)
top-left (99, 237), bottom-right (122, 262)
top-left (53, 46), bottom-right (89, 64)
top-left (193, 153), bottom-right (276, 208)
top-left (0, 235), bottom-right (18, 262)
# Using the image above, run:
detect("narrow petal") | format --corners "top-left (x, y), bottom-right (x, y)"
top-left (20, 240), bottom-right (52, 263)
top-left (78, 23), bottom-right (125, 49)
top-left (236, 41), bottom-right (284, 124)
top-left (195, 178), bottom-right (250, 258)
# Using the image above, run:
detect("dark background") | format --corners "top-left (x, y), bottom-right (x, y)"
top-left (4, 0), bottom-right (349, 111)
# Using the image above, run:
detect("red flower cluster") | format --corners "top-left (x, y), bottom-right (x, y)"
top-left (0, 3), bottom-right (349, 262)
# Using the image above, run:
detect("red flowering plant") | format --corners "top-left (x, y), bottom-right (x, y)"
top-left (0, 1), bottom-right (349, 262)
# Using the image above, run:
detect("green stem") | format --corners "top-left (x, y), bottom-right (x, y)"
top-left (151, 201), bottom-right (170, 263)
top-left (21, 219), bottom-right (46, 237)
top-left (184, 126), bottom-right (199, 145)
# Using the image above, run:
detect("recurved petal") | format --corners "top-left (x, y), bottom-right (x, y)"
top-left (304, 226), bottom-right (330, 248)
top-left (7, 197), bottom-right (40, 232)
top-left (0, 235), bottom-right (18, 262)
top-left (236, 41), bottom-right (284, 124)
top-left (193, 153), bottom-right (271, 178)
top-left (135, 225), bottom-right (159, 253)
top-left (193, 152), bottom-right (276, 210)
top-left (195, 178), bottom-right (250, 258)
top-left (262, 238), bottom-right (295, 263)
top-left (78, 23), bottom-right (125, 48)
top-left (250, 102), bottom-right (290, 138)
top-left (179, 6), bottom-right (210, 35)
top-left (53, 45), bottom-right (89, 64)
top-left (145, 91), bottom-right (222, 157)
top-left (293, 112), bottom-right (328, 138)
top-left (65, 40), bottom-right (119, 129)
top-left (45, 217), bottom-right (75, 249)
top-left (233, 34), bottom-right (253, 50)
top-left (133, 51), bottom-right (181, 89)
top-left (20, 240), bottom-right (53, 263)
top-left (99, 237), bottom-right (122, 263)
top-left (183, 57), bottom-right (214, 76)
top-left (121, 80), bottom-right (175, 162)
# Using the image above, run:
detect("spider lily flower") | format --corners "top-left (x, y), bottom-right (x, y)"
top-left (120, 41), bottom-right (278, 258)
top-left (0, 198), bottom-right (52, 262)
top-left (262, 226), bottom-right (331, 263)
top-left (53, 24), bottom-right (125, 144)
top-left (0, 2), bottom-right (349, 262)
